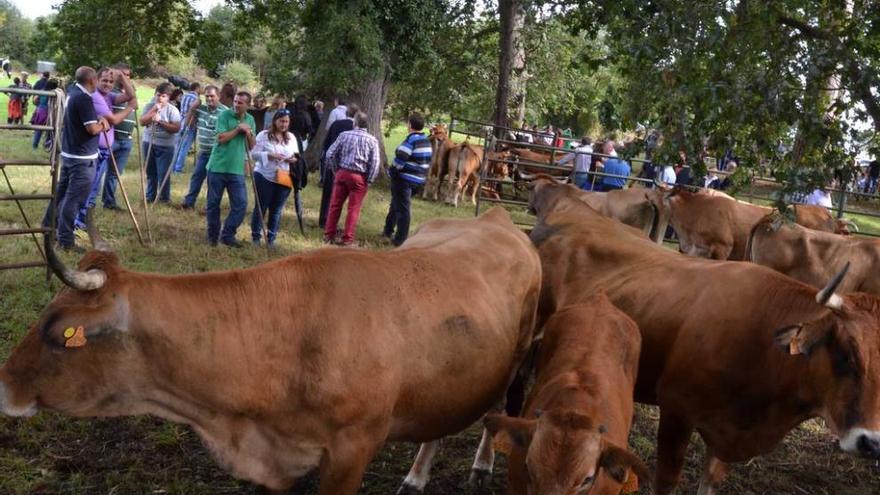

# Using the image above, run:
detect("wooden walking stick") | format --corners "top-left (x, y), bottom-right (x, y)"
top-left (246, 155), bottom-right (271, 256)
top-left (103, 130), bottom-right (145, 246)
top-left (133, 121), bottom-right (154, 244)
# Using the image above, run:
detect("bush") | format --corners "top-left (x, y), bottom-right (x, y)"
top-left (163, 54), bottom-right (201, 80)
top-left (218, 60), bottom-right (259, 92)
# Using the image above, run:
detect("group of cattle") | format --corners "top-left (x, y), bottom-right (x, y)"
top-left (2, 174), bottom-right (880, 495)
top-left (422, 124), bottom-right (565, 207)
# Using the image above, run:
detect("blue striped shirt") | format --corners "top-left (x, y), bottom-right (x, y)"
top-left (392, 132), bottom-right (432, 185)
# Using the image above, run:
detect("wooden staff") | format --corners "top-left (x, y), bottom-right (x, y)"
top-left (103, 130), bottom-right (145, 246)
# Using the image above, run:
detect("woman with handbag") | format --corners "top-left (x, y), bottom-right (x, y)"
top-left (249, 109), bottom-right (299, 247)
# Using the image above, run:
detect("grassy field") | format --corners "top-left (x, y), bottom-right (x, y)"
top-left (2, 80), bottom-right (880, 494)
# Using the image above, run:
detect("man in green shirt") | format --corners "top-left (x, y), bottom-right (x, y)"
top-left (181, 85), bottom-right (228, 209)
top-left (205, 91), bottom-right (256, 247)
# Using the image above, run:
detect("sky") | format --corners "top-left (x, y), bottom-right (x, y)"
top-left (9, 0), bottom-right (226, 19)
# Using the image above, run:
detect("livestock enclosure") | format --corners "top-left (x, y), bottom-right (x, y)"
top-left (1, 104), bottom-right (880, 492)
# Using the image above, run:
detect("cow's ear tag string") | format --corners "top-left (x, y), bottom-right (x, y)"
top-left (64, 326), bottom-right (88, 348)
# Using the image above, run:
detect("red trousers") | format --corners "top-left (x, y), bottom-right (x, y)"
top-left (324, 168), bottom-right (369, 243)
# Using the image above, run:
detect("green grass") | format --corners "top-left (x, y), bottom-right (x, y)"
top-left (2, 81), bottom-right (880, 494)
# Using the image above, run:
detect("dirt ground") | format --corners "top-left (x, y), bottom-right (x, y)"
top-left (3, 403), bottom-right (878, 494)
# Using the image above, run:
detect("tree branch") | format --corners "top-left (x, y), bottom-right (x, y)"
top-left (775, 12), bottom-right (834, 41)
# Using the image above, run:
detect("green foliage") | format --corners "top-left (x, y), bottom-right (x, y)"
top-left (193, 5), bottom-right (260, 77)
top-left (163, 53), bottom-right (199, 78)
top-left (567, 0), bottom-right (879, 187)
top-left (218, 59), bottom-right (259, 91)
top-left (51, 0), bottom-right (198, 75)
top-left (0, 0), bottom-right (36, 67)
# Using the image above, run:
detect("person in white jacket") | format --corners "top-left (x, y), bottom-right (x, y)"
top-left (250, 109), bottom-right (300, 246)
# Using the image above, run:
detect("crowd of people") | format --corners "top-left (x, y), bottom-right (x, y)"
top-left (29, 66), bottom-right (435, 252)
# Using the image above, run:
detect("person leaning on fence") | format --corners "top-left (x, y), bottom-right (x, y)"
top-left (6, 77), bottom-right (22, 124)
top-left (599, 141), bottom-right (631, 191)
top-left (30, 78), bottom-right (58, 150)
top-left (74, 67), bottom-right (137, 226)
top-left (383, 112), bottom-right (432, 247)
top-left (323, 111), bottom-right (380, 246)
top-left (205, 91), bottom-right (256, 248)
top-left (102, 63), bottom-right (138, 210)
top-left (171, 81), bottom-right (202, 174)
top-left (250, 108), bottom-right (299, 247)
top-left (139, 83), bottom-right (182, 204)
top-left (318, 103), bottom-right (359, 229)
top-left (558, 136), bottom-right (593, 189)
top-left (42, 66), bottom-right (110, 253)
top-left (180, 85), bottom-right (228, 210)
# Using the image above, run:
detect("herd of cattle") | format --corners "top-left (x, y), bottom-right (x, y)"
top-left (2, 169), bottom-right (880, 494)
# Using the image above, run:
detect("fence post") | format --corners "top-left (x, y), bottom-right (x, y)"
top-left (837, 178), bottom-right (848, 219)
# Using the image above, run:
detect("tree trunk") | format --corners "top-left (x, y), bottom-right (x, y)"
top-left (352, 66), bottom-right (391, 169)
top-left (304, 65), bottom-right (391, 174)
top-left (493, 0), bottom-right (525, 137)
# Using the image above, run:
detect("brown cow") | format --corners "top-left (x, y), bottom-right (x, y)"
top-left (0, 207), bottom-right (542, 495)
top-left (446, 143), bottom-right (484, 207)
top-left (576, 187), bottom-right (663, 242)
top-left (485, 293), bottom-right (649, 495)
top-left (528, 176), bottom-right (880, 495)
top-left (424, 124), bottom-right (458, 201)
top-left (747, 212), bottom-right (880, 295)
top-left (660, 189), bottom-right (847, 260)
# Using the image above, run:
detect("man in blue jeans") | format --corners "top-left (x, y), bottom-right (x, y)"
top-left (42, 66), bottom-right (109, 252)
top-left (181, 85), bottom-right (227, 209)
top-left (171, 82), bottom-right (202, 173)
top-left (102, 63), bottom-right (138, 210)
top-left (205, 91), bottom-right (256, 247)
top-left (139, 83), bottom-right (182, 204)
top-left (383, 113), bottom-right (432, 246)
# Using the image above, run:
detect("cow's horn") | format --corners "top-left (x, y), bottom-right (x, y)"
top-left (816, 261), bottom-right (850, 310)
top-left (840, 218), bottom-right (859, 232)
top-left (43, 210), bottom-right (108, 291)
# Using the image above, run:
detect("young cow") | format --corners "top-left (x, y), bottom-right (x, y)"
top-left (486, 292), bottom-right (648, 495)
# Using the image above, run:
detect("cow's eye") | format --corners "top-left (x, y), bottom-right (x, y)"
top-left (576, 475), bottom-right (595, 494)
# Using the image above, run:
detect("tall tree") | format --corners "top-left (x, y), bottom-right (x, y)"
top-left (0, 0), bottom-right (35, 66)
top-left (51, 0), bottom-right (197, 73)
top-left (493, 0), bottom-right (526, 133)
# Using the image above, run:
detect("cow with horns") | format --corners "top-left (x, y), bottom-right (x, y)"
top-left (528, 176), bottom-right (880, 495)
top-left (0, 207), bottom-right (542, 495)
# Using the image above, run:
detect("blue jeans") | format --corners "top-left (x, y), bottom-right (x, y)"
top-left (206, 172), bottom-right (247, 243)
top-left (183, 151), bottom-right (212, 207)
top-left (383, 172), bottom-right (417, 246)
top-left (43, 157), bottom-right (96, 247)
top-left (251, 172), bottom-right (292, 244)
top-left (144, 142), bottom-right (174, 203)
top-left (33, 130), bottom-right (44, 149)
top-left (172, 126), bottom-right (197, 173)
top-left (75, 149), bottom-right (111, 228)
top-left (573, 172), bottom-right (590, 189)
top-left (102, 138), bottom-right (133, 208)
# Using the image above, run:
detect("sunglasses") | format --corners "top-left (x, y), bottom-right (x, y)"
top-left (275, 109), bottom-right (291, 116)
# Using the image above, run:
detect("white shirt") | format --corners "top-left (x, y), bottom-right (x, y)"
top-left (660, 165), bottom-right (677, 185)
top-left (251, 130), bottom-right (300, 183)
top-left (325, 105), bottom-right (348, 129)
top-left (804, 189), bottom-right (833, 208)
top-left (558, 144), bottom-right (594, 173)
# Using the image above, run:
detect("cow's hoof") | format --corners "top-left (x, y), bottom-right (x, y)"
top-left (467, 468), bottom-right (492, 492)
top-left (396, 483), bottom-right (423, 495)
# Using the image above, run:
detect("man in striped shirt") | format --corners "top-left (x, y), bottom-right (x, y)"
top-left (323, 111), bottom-right (380, 246)
top-left (172, 82), bottom-right (202, 173)
top-left (181, 85), bottom-right (228, 209)
top-left (102, 63), bottom-right (137, 210)
top-left (383, 113), bottom-right (432, 246)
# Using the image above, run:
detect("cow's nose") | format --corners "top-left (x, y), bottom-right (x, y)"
top-left (856, 434), bottom-right (880, 458)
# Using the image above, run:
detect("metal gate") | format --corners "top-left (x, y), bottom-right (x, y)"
top-left (0, 86), bottom-right (64, 275)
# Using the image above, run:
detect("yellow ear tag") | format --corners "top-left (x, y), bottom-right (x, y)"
top-left (64, 326), bottom-right (87, 348)
top-left (63, 327), bottom-right (76, 339)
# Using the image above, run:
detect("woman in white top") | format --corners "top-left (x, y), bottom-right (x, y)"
top-left (250, 109), bottom-right (299, 246)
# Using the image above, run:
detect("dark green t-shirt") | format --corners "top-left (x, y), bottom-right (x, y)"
top-left (206, 109), bottom-right (256, 175)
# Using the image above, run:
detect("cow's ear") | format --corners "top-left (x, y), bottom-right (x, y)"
top-left (775, 321), bottom-right (831, 356)
top-left (599, 441), bottom-right (651, 485)
top-left (39, 305), bottom-right (122, 348)
top-left (484, 413), bottom-right (536, 448)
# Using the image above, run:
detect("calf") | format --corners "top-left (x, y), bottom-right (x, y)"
top-left (446, 143), bottom-right (484, 207)
top-left (486, 293), bottom-right (648, 495)
top-left (424, 124), bottom-right (458, 200)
